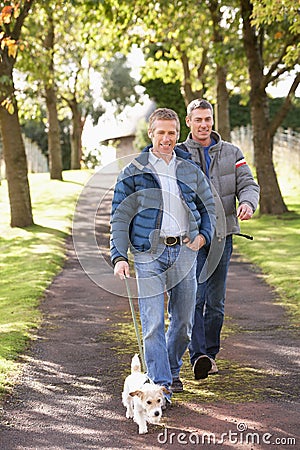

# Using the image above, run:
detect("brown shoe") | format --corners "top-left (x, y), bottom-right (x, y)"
top-left (208, 358), bottom-right (219, 375)
top-left (171, 377), bottom-right (184, 393)
top-left (193, 355), bottom-right (212, 380)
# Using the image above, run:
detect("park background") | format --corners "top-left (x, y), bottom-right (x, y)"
top-left (0, 0), bottom-right (299, 402)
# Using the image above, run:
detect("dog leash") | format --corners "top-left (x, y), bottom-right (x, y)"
top-left (236, 233), bottom-right (253, 240)
top-left (124, 276), bottom-right (147, 373)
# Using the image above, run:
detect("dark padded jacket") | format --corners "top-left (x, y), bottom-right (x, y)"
top-left (110, 145), bottom-right (216, 265)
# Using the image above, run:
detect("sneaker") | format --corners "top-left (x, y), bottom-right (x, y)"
top-left (193, 355), bottom-right (212, 380)
top-left (208, 358), bottom-right (218, 375)
top-left (171, 377), bottom-right (183, 393)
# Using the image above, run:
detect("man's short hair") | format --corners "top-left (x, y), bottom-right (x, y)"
top-left (187, 99), bottom-right (214, 117)
top-left (148, 108), bottom-right (180, 137)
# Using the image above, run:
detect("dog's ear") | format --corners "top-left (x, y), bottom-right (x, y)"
top-left (161, 387), bottom-right (171, 395)
top-left (129, 390), bottom-right (143, 398)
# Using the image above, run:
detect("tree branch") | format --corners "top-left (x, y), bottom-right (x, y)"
top-left (266, 63), bottom-right (299, 86)
top-left (263, 34), bottom-right (300, 88)
top-left (12, 0), bottom-right (35, 41)
top-left (269, 71), bottom-right (300, 139)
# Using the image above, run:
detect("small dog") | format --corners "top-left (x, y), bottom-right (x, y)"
top-left (122, 354), bottom-right (169, 434)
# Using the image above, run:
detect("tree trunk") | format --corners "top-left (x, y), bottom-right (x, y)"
top-left (180, 51), bottom-right (197, 104)
top-left (45, 85), bottom-right (63, 180)
top-left (70, 100), bottom-right (82, 170)
top-left (0, 99), bottom-right (33, 227)
top-left (241, 0), bottom-right (288, 215)
top-left (251, 92), bottom-right (287, 214)
top-left (44, 14), bottom-right (63, 180)
top-left (209, 0), bottom-right (231, 142)
top-left (0, 0), bottom-right (35, 227)
top-left (215, 65), bottom-right (231, 142)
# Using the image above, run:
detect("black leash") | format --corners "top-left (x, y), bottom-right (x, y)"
top-left (236, 233), bottom-right (253, 240)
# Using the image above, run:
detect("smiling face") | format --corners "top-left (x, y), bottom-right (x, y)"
top-left (186, 108), bottom-right (214, 146)
top-left (148, 119), bottom-right (178, 160)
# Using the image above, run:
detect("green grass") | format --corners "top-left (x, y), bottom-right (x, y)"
top-left (0, 170), bottom-right (92, 395)
top-left (233, 177), bottom-right (300, 323)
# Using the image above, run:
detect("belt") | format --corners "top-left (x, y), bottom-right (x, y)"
top-left (160, 235), bottom-right (186, 246)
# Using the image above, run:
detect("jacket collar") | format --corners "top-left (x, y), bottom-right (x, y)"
top-left (137, 144), bottom-right (192, 167)
top-left (185, 131), bottom-right (221, 150)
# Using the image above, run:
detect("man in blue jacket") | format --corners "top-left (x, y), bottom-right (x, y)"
top-left (110, 108), bottom-right (216, 398)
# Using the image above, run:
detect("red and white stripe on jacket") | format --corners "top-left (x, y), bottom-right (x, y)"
top-left (235, 158), bottom-right (247, 168)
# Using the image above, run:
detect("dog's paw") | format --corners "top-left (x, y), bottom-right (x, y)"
top-left (138, 426), bottom-right (148, 434)
top-left (126, 410), bottom-right (133, 419)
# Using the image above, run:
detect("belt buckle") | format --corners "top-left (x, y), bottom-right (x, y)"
top-left (164, 236), bottom-right (178, 246)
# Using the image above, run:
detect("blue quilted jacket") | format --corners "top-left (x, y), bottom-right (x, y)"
top-left (110, 145), bottom-right (216, 264)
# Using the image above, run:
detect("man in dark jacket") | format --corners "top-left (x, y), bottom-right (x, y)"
top-left (178, 99), bottom-right (260, 380)
top-left (111, 108), bottom-right (216, 398)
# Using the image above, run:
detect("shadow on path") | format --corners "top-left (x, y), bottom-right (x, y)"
top-left (0, 171), bottom-right (299, 449)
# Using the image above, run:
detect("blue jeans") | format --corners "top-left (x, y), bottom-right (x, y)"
top-left (134, 243), bottom-right (197, 389)
top-left (189, 235), bottom-right (233, 365)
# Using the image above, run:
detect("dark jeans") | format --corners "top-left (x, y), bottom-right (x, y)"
top-left (189, 235), bottom-right (233, 365)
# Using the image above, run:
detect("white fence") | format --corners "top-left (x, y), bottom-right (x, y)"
top-left (231, 126), bottom-right (300, 175)
top-left (1, 126), bottom-right (299, 181)
top-left (0, 135), bottom-right (48, 180)
top-left (23, 135), bottom-right (48, 173)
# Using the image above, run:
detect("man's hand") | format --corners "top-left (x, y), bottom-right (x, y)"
top-left (184, 234), bottom-right (206, 251)
top-left (114, 260), bottom-right (130, 280)
top-left (237, 203), bottom-right (253, 221)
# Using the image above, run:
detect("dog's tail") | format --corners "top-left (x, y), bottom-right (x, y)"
top-left (131, 353), bottom-right (142, 373)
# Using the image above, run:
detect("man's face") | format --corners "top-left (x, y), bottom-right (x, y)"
top-left (186, 108), bottom-right (213, 146)
top-left (149, 119), bottom-right (178, 157)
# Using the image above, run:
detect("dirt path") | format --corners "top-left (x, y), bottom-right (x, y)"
top-left (0, 169), bottom-right (299, 449)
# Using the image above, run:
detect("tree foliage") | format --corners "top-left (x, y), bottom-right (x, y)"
top-left (142, 78), bottom-right (188, 140)
top-left (17, 1), bottom-right (141, 170)
top-left (2, 0), bottom-right (300, 225)
top-left (105, 0), bottom-right (299, 214)
top-left (101, 53), bottom-right (141, 114)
